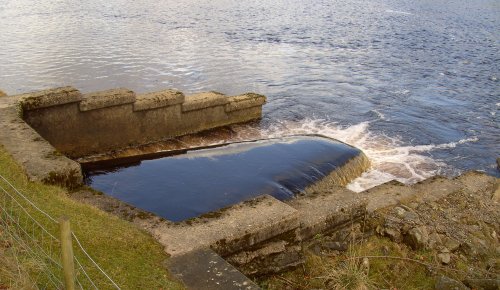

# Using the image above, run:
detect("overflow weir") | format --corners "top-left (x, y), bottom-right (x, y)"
top-left (0, 86), bottom-right (375, 289)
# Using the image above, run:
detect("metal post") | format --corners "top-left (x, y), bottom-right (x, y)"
top-left (60, 216), bottom-right (76, 290)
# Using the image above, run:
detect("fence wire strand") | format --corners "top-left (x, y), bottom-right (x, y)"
top-left (0, 173), bottom-right (120, 289)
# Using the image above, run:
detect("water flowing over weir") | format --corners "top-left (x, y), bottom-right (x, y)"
top-left (83, 136), bottom-right (369, 222)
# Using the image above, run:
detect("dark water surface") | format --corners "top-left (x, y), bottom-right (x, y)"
top-left (0, 0), bottom-right (498, 190)
top-left (84, 136), bottom-right (361, 221)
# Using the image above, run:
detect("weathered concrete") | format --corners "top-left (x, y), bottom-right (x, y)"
top-left (133, 89), bottom-right (184, 111)
top-left (167, 248), bottom-right (260, 290)
top-left (0, 86), bottom-right (265, 186)
top-left (17, 87), bottom-right (266, 158)
top-left (289, 186), bottom-right (367, 241)
top-left (79, 88), bottom-right (136, 111)
top-left (72, 169), bottom-right (498, 285)
top-left (19, 86), bottom-right (82, 111)
top-left (137, 195), bottom-right (299, 257)
top-left (0, 95), bottom-right (82, 187)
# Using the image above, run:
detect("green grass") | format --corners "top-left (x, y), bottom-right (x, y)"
top-left (0, 146), bottom-right (184, 290)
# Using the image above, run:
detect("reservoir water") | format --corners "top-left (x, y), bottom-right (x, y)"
top-left (0, 0), bottom-right (498, 190)
top-left (84, 136), bottom-right (364, 221)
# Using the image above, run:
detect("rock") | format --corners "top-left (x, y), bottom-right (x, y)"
top-left (428, 232), bottom-right (443, 249)
top-left (0, 90), bottom-right (6, 97)
top-left (497, 157), bottom-right (500, 170)
top-left (405, 226), bottom-right (429, 249)
top-left (403, 211), bottom-right (420, 223)
top-left (384, 227), bottom-right (402, 242)
top-left (435, 276), bottom-right (469, 290)
top-left (443, 237), bottom-right (461, 252)
top-left (322, 241), bottom-right (348, 251)
top-left (464, 278), bottom-right (500, 290)
top-left (394, 206), bottom-right (406, 217)
top-left (437, 252), bottom-right (451, 264)
top-left (230, 240), bottom-right (288, 265)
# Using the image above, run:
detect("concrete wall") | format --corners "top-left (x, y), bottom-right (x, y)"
top-left (19, 87), bottom-right (266, 158)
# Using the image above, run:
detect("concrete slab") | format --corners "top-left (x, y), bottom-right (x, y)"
top-left (134, 89), bottom-right (184, 111)
top-left (225, 93), bottom-right (266, 112)
top-left (141, 195), bottom-right (299, 257)
top-left (18, 86), bottom-right (82, 111)
top-left (167, 248), bottom-right (260, 290)
top-left (79, 88), bottom-right (136, 111)
top-left (183, 92), bottom-right (229, 112)
top-left (288, 187), bottom-right (367, 240)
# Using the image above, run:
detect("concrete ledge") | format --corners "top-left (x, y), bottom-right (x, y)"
top-left (0, 104), bottom-right (83, 188)
top-left (288, 187), bottom-right (367, 240)
top-left (183, 92), bottom-right (229, 112)
top-left (226, 93), bottom-right (266, 113)
top-left (167, 248), bottom-right (260, 290)
top-left (144, 195), bottom-right (299, 257)
top-left (134, 89), bottom-right (185, 111)
top-left (79, 88), bottom-right (136, 111)
top-left (19, 86), bottom-right (82, 111)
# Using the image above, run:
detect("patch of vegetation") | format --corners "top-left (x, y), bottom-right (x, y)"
top-left (0, 146), bottom-right (184, 289)
top-left (259, 236), bottom-right (437, 289)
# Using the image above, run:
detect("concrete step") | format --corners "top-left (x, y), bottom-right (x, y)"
top-left (167, 248), bottom-right (260, 290)
top-left (149, 194), bottom-right (299, 257)
top-left (287, 186), bottom-right (367, 240)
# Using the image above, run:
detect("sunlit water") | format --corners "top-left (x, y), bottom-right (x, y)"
top-left (1, 0), bottom-right (498, 191)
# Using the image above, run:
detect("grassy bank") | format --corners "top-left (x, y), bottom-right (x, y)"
top-left (0, 146), bottom-right (184, 289)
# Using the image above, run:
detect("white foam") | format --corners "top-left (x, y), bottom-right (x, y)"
top-left (372, 109), bottom-right (386, 120)
top-left (229, 119), bottom-right (476, 192)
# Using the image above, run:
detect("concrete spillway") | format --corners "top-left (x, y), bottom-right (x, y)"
top-left (83, 135), bottom-right (369, 222)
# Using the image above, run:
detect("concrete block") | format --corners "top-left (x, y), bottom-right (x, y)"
top-left (79, 88), bottom-right (136, 111)
top-left (19, 86), bottom-right (82, 111)
top-left (225, 93), bottom-right (266, 112)
top-left (288, 187), bottom-right (367, 240)
top-left (149, 195), bottom-right (299, 257)
top-left (182, 92), bottom-right (229, 112)
top-left (133, 89), bottom-right (184, 111)
top-left (167, 248), bottom-right (260, 290)
top-left (0, 106), bottom-right (83, 187)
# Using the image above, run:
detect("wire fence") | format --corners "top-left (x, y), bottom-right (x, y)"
top-left (0, 174), bottom-right (120, 289)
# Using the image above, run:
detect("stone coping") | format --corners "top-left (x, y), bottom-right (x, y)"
top-left (16, 87), bottom-right (266, 115)
top-left (182, 91), bottom-right (229, 112)
top-left (133, 89), bottom-right (185, 111)
top-left (225, 93), bottom-right (266, 113)
top-left (79, 88), bottom-right (136, 111)
top-left (19, 86), bottom-right (82, 111)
